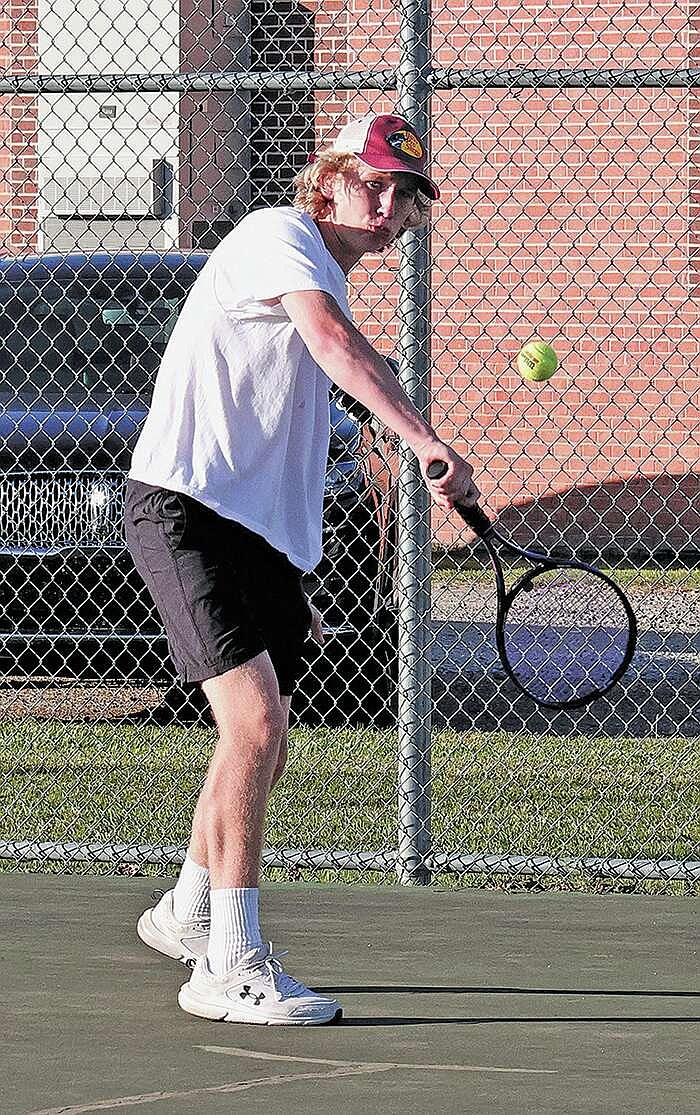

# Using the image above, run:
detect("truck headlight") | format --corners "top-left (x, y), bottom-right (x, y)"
top-left (88, 480), bottom-right (121, 542)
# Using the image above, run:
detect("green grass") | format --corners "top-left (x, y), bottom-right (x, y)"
top-left (432, 565), bottom-right (700, 592)
top-left (1, 719), bottom-right (698, 893)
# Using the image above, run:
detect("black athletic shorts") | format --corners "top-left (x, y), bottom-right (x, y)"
top-left (123, 480), bottom-right (312, 695)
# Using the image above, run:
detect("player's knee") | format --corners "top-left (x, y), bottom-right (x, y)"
top-left (221, 696), bottom-right (285, 763)
top-left (253, 696), bottom-right (286, 750)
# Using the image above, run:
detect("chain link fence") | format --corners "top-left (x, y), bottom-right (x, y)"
top-left (0, 1), bottom-right (698, 890)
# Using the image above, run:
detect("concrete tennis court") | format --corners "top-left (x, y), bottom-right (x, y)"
top-left (4, 874), bottom-right (698, 1114)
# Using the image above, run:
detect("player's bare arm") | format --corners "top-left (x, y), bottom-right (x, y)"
top-left (280, 288), bottom-right (479, 510)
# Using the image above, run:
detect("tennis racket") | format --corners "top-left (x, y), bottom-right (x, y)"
top-left (427, 462), bottom-right (637, 709)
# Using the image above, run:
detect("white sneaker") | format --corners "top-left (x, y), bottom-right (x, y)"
top-left (137, 889), bottom-right (209, 968)
top-left (178, 946), bottom-right (342, 1026)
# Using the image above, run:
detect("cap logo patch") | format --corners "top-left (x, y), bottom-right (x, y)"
top-left (387, 129), bottom-right (423, 160)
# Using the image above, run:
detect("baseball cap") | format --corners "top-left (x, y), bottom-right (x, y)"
top-left (331, 113), bottom-right (440, 201)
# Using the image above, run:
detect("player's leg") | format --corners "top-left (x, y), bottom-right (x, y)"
top-left (125, 482), bottom-right (270, 966)
top-left (147, 651), bottom-right (282, 981)
top-left (176, 541), bottom-right (340, 1024)
top-left (177, 660), bottom-right (340, 1025)
top-left (125, 485), bottom-right (340, 1023)
top-left (271, 695), bottom-right (291, 791)
top-left (190, 651), bottom-right (285, 889)
top-left (136, 663), bottom-right (292, 971)
top-left (164, 691), bottom-right (289, 946)
top-left (137, 653), bottom-right (285, 967)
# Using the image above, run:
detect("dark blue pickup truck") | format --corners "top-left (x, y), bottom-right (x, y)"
top-left (0, 251), bottom-right (398, 718)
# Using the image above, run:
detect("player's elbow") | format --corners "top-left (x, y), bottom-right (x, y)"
top-left (281, 290), bottom-right (377, 387)
top-left (306, 320), bottom-right (368, 386)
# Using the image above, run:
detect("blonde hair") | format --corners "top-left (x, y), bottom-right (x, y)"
top-left (293, 150), bottom-right (432, 232)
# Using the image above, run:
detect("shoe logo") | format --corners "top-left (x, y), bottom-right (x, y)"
top-left (239, 985), bottom-right (265, 1006)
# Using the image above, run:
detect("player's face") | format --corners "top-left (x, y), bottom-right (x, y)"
top-left (323, 165), bottom-right (422, 263)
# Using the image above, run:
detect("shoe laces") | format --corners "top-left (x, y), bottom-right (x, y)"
top-left (244, 944), bottom-right (307, 1002)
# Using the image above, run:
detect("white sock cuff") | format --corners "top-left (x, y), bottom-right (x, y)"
top-left (172, 853), bottom-right (211, 922)
top-left (183, 853), bottom-right (209, 881)
top-left (210, 887), bottom-right (260, 924)
top-left (208, 887), bottom-right (264, 974)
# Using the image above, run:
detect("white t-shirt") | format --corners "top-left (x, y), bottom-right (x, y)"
top-left (129, 207), bottom-right (351, 571)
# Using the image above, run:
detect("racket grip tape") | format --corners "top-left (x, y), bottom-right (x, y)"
top-left (425, 460), bottom-right (492, 537)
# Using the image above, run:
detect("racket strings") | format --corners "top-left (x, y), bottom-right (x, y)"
top-left (502, 568), bottom-right (633, 705)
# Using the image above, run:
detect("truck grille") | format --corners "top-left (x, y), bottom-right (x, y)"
top-left (0, 473), bottom-right (127, 551)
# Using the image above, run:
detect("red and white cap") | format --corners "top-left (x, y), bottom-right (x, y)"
top-left (331, 113), bottom-right (440, 200)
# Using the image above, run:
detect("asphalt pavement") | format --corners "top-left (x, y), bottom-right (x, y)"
top-left (3, 874), bottom-right (699, 1115)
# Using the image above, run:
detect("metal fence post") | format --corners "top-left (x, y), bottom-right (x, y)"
top-left (395, 0), bottom-right (433, 885)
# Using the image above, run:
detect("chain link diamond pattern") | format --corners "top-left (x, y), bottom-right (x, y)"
top-left (0, 2), bottom-right (697, 890)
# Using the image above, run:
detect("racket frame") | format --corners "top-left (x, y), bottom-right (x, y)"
top-left (454, 503), bottom-right (638, 710)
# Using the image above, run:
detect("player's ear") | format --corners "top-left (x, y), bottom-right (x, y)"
top-left (400, 203), bottom-right (426, 233)
top-left (316, 170), bottom-right (338, 202)
top-left (400, 190), bottom-right (431, 234)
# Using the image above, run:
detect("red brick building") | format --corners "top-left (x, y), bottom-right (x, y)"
top-left (1, 0), bottom-right (39, 254)
top-left (2, 1), bottom-right (699, 551)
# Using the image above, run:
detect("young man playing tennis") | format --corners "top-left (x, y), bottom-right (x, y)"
top-left (125, 111), bottom-right (479, 1025)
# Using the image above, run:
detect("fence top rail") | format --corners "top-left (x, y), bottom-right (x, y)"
top-left (2, 66), bottom-right (700, 95)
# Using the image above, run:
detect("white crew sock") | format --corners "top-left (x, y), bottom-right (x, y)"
top-left (207, 887), bottom-right (265, 975)
top-left (172, 853), bottom-right (210, 923)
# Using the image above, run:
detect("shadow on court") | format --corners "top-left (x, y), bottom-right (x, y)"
top-left (3, 875), bottom-right (699, 1115)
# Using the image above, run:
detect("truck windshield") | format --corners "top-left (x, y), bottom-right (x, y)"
top-left (0, 278), bottom-right (183, 399)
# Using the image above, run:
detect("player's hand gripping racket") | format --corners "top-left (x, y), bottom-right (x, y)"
top-left (427, 462), bottom-right (637, 709)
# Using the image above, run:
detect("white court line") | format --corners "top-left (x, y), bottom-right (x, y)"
top-left (198, 1042), bottom-right (559, 1074)
top-left (25, 1042), bottom-right (558, 1114)
top-left (25, 1068), bottom-right (389, 1115)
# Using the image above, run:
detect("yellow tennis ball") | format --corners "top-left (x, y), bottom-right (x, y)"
top-left (517, 340), bottom-right (558, 382)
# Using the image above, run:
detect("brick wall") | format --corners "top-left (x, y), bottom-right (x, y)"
top-left (2, 2), bottom-right (698, 553)
top-left (0, 1), bottom-right (38, 254)
top-left (428, 84), bottom-right (699, 553)
top-left (329, 1), bottom-right (700, 554)
top-left (0, 12), bottom-right (9, 247)
top-left (690, 4), bottom-right (700, 299)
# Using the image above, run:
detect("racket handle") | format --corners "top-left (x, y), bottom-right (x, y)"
top-left (426, 460), bottom-right (449, 480)
top-left (454, 502), bottom-right (492, 537)
top-left (425, 460), bottom-right (492, 537)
